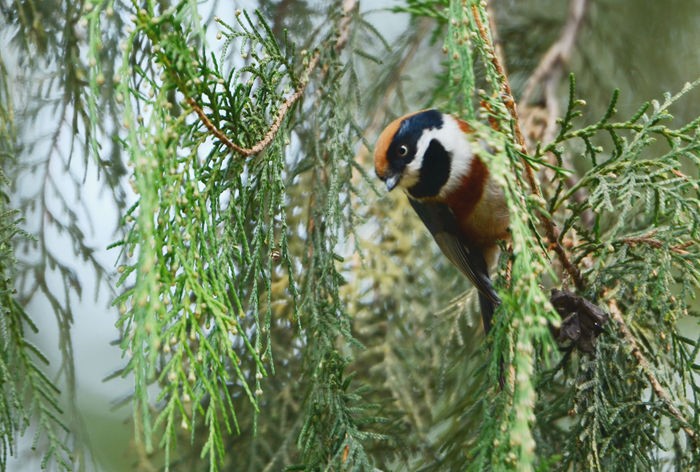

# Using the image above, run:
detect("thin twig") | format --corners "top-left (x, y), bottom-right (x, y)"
top-left (607, 298), bottom-right (697, 442)
top-left (188, 51), bottom-right (320, 157)
top-left (472, 4), bottom-right (585, 291)
top-left (470, 5), bottom-right (529, 159)
top-left (517, 0), bottom-right (593, 226)
top-left (188, 0), bottom-right (357, 157)
top-left (485, 1), bottom-right (507, 79)
top-left (621, 233), bottom-right (693, 255)
top-left (520, 0), bottom-right (589, 145)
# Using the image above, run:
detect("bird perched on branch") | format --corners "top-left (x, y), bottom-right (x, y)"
top-left (374, 109), bottom-right (510, 333)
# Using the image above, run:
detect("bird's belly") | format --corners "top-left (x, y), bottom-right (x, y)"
top-left (456, 184), bottom-right (510, 248)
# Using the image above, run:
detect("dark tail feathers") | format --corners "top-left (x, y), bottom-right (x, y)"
top-left (480, 291), bottom-right (505, 389)
top-left (479, 291), bottom-right (500, 335)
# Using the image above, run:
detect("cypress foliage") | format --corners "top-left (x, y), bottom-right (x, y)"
top-left (0, 171), bottom-right (71, 470)
top-left (1, 0), bottom-right (699, 470)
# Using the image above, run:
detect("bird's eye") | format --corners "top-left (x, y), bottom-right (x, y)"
top-left (398, 145), bottom-right (409, 157)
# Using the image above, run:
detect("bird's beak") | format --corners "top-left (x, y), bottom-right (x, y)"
top-left (385, 174), bottom-right (400, 192)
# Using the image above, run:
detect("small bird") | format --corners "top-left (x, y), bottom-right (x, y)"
top-left (374, 109), bottom-right (510, 333)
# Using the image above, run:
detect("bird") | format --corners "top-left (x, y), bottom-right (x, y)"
top-left (374, 109), bottom-right (510, 334)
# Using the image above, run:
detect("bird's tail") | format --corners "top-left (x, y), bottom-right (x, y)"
top-left (479, 291), bottom-right (500, 335)
top-left (479, 290), bottom-right (505, 388)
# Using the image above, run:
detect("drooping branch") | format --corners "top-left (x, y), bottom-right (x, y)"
top-left (478, 9), bottom-right (700, 439)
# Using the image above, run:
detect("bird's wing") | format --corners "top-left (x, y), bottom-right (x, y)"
top-left (407, 197), bottom-right (500, 307)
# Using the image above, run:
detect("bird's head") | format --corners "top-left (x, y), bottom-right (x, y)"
top-left (373, 109), bottom-right (476, 199)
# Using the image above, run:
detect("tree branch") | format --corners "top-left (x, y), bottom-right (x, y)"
top-left (186, 50), bottom-right (319, 157)
top-left (472, 3), bottom-right (585, 291)
top-left (187, 0), bottom-right (358, 158)
top-left (520, 0), bottom-right (589, 145)
top-left (516, 0), bottom-right (595, 227)
top-left (621, 231), bottom-right (694, 255)
top-left (607, 298), bottom-right (697, 443)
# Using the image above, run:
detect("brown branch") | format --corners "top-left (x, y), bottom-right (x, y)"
top-left (187, 0), bottom-right (358, 158)
top-left (186, 97), bottom-right (245, 153)
top-left (517, 0), bottom-right (593, 226)
top-left (187, 50), bottom-right (320, 157)
top-left (485, 1), bottom-right (508, 84)
top-left (520, 0), bottom-right (589, 145)
top-left (335, 0), bottom-right (357, 53)
top-left (607, 298), bottom-right (697, 442)
top-left (621, 232), bottom-right (693, 255)
top-left (473, 3), bottom-right (585, 291)
top-left (470, 5), bottom-right (529, 160)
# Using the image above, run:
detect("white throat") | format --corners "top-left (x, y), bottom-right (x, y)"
top-left (401, 114), bottom-right (475, 197)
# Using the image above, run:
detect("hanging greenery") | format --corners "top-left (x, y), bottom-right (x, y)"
top-left (1, 0), bottom-right (699, 470)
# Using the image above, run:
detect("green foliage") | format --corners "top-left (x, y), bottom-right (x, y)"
top-left (86, 1), bottom-right (386, 470)
top-left (0, 92), bottom-right (71, 471)
top-left (529, 76), bottom-right (700, 470)
top-left (3, 0), bottom-right (700, 470)
top-left (408, 3), bottom-right (559, 469)
top-left (290, 52), bottom-right (388, 471)
top-left (391, 0), bottom-right (449, 22)
top-left (0, 188), bottom-right (71, 470)
top-left (371, 1), bottom-right (700, 470)
top-left (0, 1), bottom-right (112, 468)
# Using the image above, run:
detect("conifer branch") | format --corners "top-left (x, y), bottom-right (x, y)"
top-left (479, 8), bottom-right (700, 455)
top-left (621, 231), bottom-right (694, 255)
top-left (607, 298), bottom-right (697, 443)
top-left (470, 5), bottom-right (528, 158)
top-left (187, 51), bottom-right (320, 157)
top-left (7, 0), bottom-right (700, 469)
